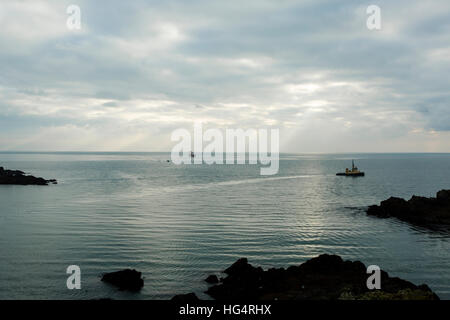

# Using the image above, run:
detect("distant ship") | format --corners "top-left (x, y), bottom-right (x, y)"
top-left (336, 160), bottom-right (365, 177)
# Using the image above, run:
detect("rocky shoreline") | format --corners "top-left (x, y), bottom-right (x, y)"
top-left (367, 189), bottom-right (450, 228)
top-left (0, 166), bottom-right (57, 185)
top-left (172, 254), bottom-right (438, 301)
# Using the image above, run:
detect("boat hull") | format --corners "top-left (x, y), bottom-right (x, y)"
top-left (336, 172), bottom-right (365, 177)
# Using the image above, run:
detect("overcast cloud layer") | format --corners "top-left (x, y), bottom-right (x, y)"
top-left (1, 0), bottom-right (449, 152)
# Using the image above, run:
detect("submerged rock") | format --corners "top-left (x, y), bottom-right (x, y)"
top-left (367, 190), bottom-right (450, 227)
top-left (203, 254), bottom-right (438, 300)
top-left (101, 269), bottom-right (144, 291)
top-left (0, 166), bottom-right (57, 186)
top-left (171, 293), bottom-right (200, 302)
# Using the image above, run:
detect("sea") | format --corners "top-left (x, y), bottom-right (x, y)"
top-left (0, 152), bottom-right (449, 299)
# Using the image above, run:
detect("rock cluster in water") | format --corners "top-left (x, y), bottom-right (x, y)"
top-left (0, 166), bottom-right (57, 185)
top-left (101, 269), bottom-right (144, 291)
top-left (193, 254), bottom-right (438, 300)
top-left (367, 190), bottom-right (450, 227)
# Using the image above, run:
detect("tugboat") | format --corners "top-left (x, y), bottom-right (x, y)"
top-left (336, 160), bottom-right (365, 177)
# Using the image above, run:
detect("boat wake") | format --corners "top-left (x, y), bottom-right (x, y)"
top-left (143, 174), bottom-right (332, 196)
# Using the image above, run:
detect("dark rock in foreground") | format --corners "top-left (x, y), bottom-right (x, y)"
top-left (171, 293), bottom-right (200, 302)
top-left (205, 275), bottom-right (219, 284)
top-left (204, 254), bottom-right (438, 300)
top-left (367, 190), bottom-right (450, 227)
top-left (0, 166), bottom-right (57, 186)
top-left (101, 269), bottom-right (144, 291)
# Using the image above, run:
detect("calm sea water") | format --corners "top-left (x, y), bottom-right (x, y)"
top-left (0, 152), bottom-right (449, 300)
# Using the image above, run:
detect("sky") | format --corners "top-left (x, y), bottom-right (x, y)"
top-left (0, 0), bottom-right (449, 153)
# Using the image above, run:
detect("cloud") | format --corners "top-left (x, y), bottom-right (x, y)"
top-left (0, 0), bottom-right (449, 151)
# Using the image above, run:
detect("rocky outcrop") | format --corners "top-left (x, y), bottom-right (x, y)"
top-left (0, 166), bottom-right (57, 185)
top-left (367, 190), bottom-right (450, 227)
top-left (101, 269), bottom-right (144, 291)
top-left (203, 254), bottom-right (438, 300)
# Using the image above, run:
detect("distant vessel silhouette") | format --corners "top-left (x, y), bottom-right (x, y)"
top-left (336, 160), bottom-right (364, 177)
